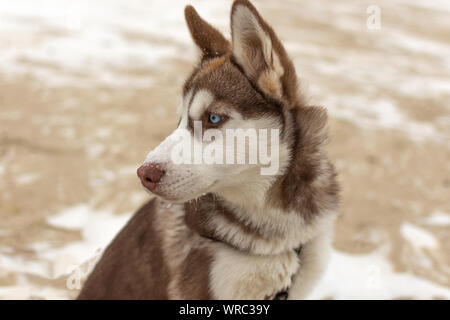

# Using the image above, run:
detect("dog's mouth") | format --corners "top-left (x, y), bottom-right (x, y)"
top-left (138, 171), bottom-right (218, 203)
top-left (141, 185), bottom-right (208, 203)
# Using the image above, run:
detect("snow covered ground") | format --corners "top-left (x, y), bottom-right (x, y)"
top-left (0, 0), bottom-right (449, 299)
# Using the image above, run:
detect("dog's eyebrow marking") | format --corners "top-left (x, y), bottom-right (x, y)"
top-left (189, 89), bottom-right (215, 120)
top-left (179, 89), bottom-right (194, 129)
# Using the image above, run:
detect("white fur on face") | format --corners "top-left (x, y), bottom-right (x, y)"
top-left (178, 89), bottom-right (193, 128)
top-left (142, 89), bottom-right (219, 201)
top-left (141, 89), bottom-right (204, 201)
top-left (142, 88), bottom-right (287, 202)
top-left (189, 89), bottom-right (214, 120)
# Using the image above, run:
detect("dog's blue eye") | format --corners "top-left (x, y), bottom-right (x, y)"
top-left (208, 113), bottom-right (222, 124)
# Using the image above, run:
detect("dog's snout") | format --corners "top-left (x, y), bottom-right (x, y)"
top-left (137, 163), bottom-right (165, 190)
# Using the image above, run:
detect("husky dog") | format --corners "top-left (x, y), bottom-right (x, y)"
top-left (78, 0), bottom-right (339, 300)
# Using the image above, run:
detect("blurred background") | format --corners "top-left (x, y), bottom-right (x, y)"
top-left (0, 0), bottom-right (449, 299)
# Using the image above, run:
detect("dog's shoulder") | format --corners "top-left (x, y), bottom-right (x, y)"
top-left (77, 198), bottom-right (171, 299)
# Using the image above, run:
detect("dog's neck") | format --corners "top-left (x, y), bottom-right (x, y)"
top-left (184, 191), bottom-right (294, 255)
top-left (184, 174), bottom-right (331, 255)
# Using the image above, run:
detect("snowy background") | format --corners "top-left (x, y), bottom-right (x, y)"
top-left (0, 0), bottom-right (449, 299)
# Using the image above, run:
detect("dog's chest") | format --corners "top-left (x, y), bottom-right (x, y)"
top-left (208, 243), bottom-right (300, 299)
top-left (160, 200), bottom-right (302, 299)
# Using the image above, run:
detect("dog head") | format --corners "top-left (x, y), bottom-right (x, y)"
top-left (138, 0), bottom-right (303, 203)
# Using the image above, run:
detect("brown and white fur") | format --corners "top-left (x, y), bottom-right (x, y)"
top-left (78, 0), bottom-right (339, 300)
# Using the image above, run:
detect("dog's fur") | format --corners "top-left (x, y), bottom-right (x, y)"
top-left (78, 0), bottom-right (339, 300)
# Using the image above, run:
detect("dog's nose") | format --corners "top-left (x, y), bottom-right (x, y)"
top-left (137, 163), bottom-right (165, 190)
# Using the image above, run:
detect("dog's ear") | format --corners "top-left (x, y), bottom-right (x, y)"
top-left (231, 0), bottom-right (299, 107)
top-left (185, 5), bottom-right (230, 59)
